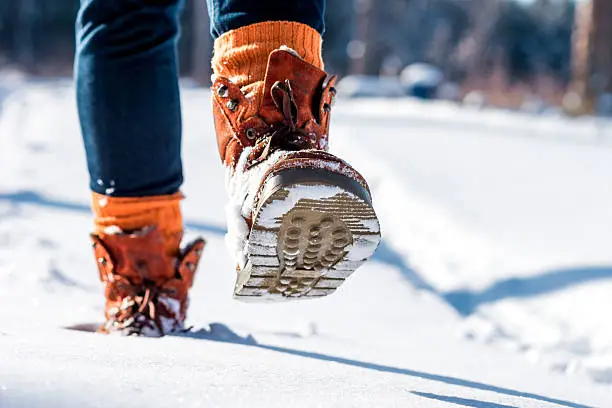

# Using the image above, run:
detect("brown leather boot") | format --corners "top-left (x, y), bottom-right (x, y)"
top-left (213, 48), bottom-right (381, 301)
top-left (92, 227), bottom-right (205, 336)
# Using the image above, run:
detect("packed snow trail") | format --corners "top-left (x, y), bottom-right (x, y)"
top-left (330, 99), bottom-right (612, 385)
top-left (0, 80), bottom-right (611, 407)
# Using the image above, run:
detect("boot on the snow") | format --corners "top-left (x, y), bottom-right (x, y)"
top-left (92, 226), bottom-right (204, 336)
top-left (212, 47), bottom-right (381, 301)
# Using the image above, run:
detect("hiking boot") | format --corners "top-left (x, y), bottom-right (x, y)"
top-left (92, 226), bottom-right (205, 336)
top-left (212, 48), bottom-right (381, 301)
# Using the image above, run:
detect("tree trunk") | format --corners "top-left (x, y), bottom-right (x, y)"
top-left (348, 0), bottom-right (372, 75)
top-left (571, 0), bottom-right (612, 114)
top-left (16, 0), bottom-right (36, 71)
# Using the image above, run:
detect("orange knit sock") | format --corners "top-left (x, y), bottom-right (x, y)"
top-left (212, 21), bottom-right (323, 106)
top-left (91, 192), bottom-right (184, 257)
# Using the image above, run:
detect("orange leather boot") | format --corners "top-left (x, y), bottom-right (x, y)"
top-left (211, 22), bottom-right (381, 300)
top-left (91, 193), bottom-right (204, 336)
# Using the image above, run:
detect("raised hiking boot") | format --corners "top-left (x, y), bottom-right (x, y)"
top-left (92, 227), bottom-right (205, 336)
top-left (213, 48), bottom-right (381, 301)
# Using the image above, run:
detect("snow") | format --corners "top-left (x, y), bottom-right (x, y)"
top-left (400, 63), bottom-right (444, 87)
top-left (256, 184), bottom-right (345, 228)
top-left (1, 80), bottom-right (612, 407)
top-left (224, 147), bottom-right (289, 269)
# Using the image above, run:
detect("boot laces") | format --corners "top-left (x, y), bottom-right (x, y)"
top-left (251, 80), bottom-right (317, 167)
top-left (110, 279), bottom-right (178, 335)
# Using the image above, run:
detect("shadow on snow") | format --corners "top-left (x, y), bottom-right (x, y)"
top-left (368, 233), bottom-right (612, 317)
top-left (410, 391), bottom-right (518, 408)
top-left (176, 323), bottom-right (591, 408)
top-left (443, 266), bottom-right (612, 316)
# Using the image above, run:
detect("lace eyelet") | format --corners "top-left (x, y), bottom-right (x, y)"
top-left (246, 128), bottom-right (257, 140)
top-left (227, 99), bottom-right (239, 112)
top-left (323, 103), bottom-right (332, 112)
top-left (217, 84), bottom-right (229, 98)
top-left (329, 86), bottom-right (337, 107)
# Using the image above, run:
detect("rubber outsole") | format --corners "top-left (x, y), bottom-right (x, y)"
top-left (234, 168), bottom-right (381, 301)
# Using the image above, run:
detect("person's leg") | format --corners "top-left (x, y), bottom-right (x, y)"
top-left (207, 0), bottom-right (325, 39)
top-left (75, 0), bottom-right (204, 336)
top-left (207, 1), bottom-right (381, 300)
top-left (76, 0), bottom-right (184, 199)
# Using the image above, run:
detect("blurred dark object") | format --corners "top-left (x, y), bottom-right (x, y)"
top-left (400, 63), bottom-right (444, 99)
top-left (337, 63), bottom-right (444, 99)
top-left (335, 75), bottom-right (404, 98)
top-left (337, 64), bottom-right (448, 100)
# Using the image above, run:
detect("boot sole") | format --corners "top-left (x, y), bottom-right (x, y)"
top-left (234, 168), bottom-right (381, 301)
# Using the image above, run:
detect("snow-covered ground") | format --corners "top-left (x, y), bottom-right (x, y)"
top-left (1, 79), bottom-right (611, 407)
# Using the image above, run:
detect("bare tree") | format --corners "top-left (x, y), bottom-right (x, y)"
top-left (15, 0), bottom-right (37, 71)
top-left (348, 0), bottom-right (373, 75)
top-left (572, 0), bottom-right (612, 113)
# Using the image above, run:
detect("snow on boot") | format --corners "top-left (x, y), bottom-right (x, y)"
top-left (92, 227), bottom-right (204, 336)
top-left (213, 48), bottom-right (381, 301)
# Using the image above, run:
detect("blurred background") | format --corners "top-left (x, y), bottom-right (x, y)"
top-left (0, 0), bottom-right (611, 115)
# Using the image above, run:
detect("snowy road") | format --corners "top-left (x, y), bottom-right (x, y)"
top-left (0, 81), bottom-right (611, 407)
top-left (331, 99), bottom-right (612, 385)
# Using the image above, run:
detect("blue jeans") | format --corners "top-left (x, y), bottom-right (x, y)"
top-left (207, 0), bottom-right (325, 39)
top-left (75, 0), bottom-right (325, 197)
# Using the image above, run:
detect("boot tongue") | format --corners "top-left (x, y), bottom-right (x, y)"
top-left (102, 228), bottom-right (174, 283)
top-left (258, 49), bottom-right (327, 127)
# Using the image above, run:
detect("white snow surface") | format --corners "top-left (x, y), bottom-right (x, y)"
top-left (223, 146), bottom-right (285, 269)
top-left (256, 184), bottom-right (345, 228)
top-left (1, 80), bottom-right (612, 407)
